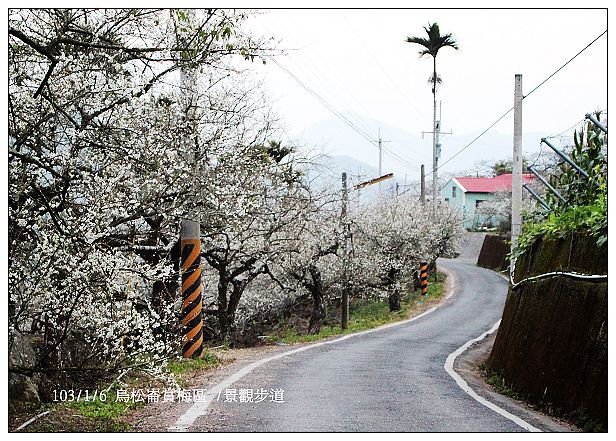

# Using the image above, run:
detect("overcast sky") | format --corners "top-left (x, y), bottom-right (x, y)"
top-left (241, 7), bottom-right (608, 177)
top-left (2, 4), bottom-right (609, 180)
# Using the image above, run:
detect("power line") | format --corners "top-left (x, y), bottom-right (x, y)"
top-left (270, 14), bottom-right (381, 138)
top-left (546, 108), bottom-right (607, 140)
top-left (524, 30), bottom-right (607, 99)
top-left (429, 29), bottom-right (607, 177)
top-left (545, 117), bottom-right (586, 140)
top-left (429, 106), bottom-right (514, 176)
top-left (339, 11), bottom-right (426, 122)
top-left (270, 57), bottom-right (419, 171)
top-left (254, 13), bottom-right (378, 140)
top-left (268, 12), bottom-right (425, 172)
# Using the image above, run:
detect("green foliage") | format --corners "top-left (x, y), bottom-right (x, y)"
top-left (515, 116), bottom-right (607, 257)
top-left (516, 190), bottom-right (607, 258)
top-left (484, 368), bottom-right (523, 401)
top-left (66, 397), bottom-right (139, 420)
top-left (491, 158), bottom-right (528, 176)
top-left (406, 23), bottom-right (459, 58)
top-left (166, 352), bottom-right (221, 376)
top-left (546, 116), bottom-right (607, 209)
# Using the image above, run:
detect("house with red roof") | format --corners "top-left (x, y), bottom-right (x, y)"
top-left (441, 173), bottom-right (534, 229)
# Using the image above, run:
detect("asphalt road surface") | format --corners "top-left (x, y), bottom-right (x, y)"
top-left (186, 233), bottom-right (529, 432)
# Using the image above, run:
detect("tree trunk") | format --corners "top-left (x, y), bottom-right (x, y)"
top-left (307, 265), bottom-right (326, 334)
top-left (217, 277), bottom-right (230, 338)
top-left (388, 288), bottom-right (401, 312)
top-left (429, 260), bottom-right (437, 282)
top-left (224, 279), bottom-right (248, 337)
top-left (386, 268), bottom-right (401, 312)
top-left (412, 269), bottom-right (421, 292)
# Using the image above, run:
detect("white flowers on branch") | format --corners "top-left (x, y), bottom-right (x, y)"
top-left (8, 8), bottom-right (466, 384)
top-left (8, 8), bottom-right (278, 379)
top-left (350, 196), bottom-right (463, 308)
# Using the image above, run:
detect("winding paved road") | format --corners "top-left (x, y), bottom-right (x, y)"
top-left (176, 234), bottom-right (532, 432)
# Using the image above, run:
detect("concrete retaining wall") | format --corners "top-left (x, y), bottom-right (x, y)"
top-left (487, 233), bottom-right (607, 431)
top-left (476, 234), bottom-right (510, 272)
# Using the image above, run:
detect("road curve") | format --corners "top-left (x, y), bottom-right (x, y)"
top-left (184, 242), bottom-right (525, 432)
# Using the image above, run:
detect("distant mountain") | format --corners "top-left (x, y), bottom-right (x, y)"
top-left (291, 112), bottom-right (551, 183)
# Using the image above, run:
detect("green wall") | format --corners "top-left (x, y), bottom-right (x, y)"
top-left (441, 179), bottom-right (504, 229)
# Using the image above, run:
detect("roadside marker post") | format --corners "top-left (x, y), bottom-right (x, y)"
top-left (180, 220), bottom-right (203, 358)
top-left (420, 261), bottom-right (429, 296)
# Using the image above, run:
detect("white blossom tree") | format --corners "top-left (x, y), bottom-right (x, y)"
top-left (8, 8), bottom-right (277, 385)
top-left (351, 196), bottom-right (463, 310)
top-left (199, 140), bottom-right (314, 338)
top-left (280, 195), bottom-right (342, 334)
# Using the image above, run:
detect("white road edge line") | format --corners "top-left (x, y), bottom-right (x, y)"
top-left (444, 319), bottom-right (542, 433)
top-left (170, 269), bottom-right (456, 432)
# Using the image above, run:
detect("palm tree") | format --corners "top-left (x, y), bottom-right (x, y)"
top-left (406, 23), bottom-right (458, 202)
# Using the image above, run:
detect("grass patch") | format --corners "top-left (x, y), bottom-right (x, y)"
top-left (277, 272), bottom-right (447, 344)
top-left (67, 396), bottom-right (139, 420)
top-left (16, 394), bottom-right (140, 432)
top-left (482, 365), bottom-right (523, 401)
top-left (166, 351), bottom-right (222, 377)
top-left (13, 351), bottom-right (225, 432)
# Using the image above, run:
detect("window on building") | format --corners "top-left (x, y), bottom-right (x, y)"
top-left (444, 198), bottom-right (449, 203)
top-left (452, 186), bottom-right (457, 198)
top-left (476, 199), bottom-right (485, 208)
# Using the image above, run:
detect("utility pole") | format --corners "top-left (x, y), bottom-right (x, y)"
top-left (422, 101), bottom-right (452, 203)
top-left (341, 172), bottom-right (349, 330)
top-left (378, 128), bottom-right (382, 188)
top-left (340, 172), bottom-right (393, 329)
top-left (180, 220), bottom-right (203, 358)
top-left (432, 87), bottom-right (437, 203)
top-left (377, 128), bottom-right (390, 193)
top-left (178, 9), bottom-right (203, 358)
top-left (420, 164), bottom-right (426, 205)
top-left (511, 74), bottom-right (523, 252)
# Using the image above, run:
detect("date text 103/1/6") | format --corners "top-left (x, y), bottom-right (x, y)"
top-left (53, 389), bottom-right (107, 402)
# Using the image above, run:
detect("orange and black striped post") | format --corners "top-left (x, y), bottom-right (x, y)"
top-left (180, 220), bottom-right (203, 358)
top-left (420, 261), bottom-right (429, 296)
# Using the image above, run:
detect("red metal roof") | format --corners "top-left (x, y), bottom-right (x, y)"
top-left (454, 174), bottom-right (534, 193)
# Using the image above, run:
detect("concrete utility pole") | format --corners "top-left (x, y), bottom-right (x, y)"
top-left (178, 9), bottom-right (203, 358)
top-left (180, 220), bottom-right (203, 358)
top-left (511, 74), bottom-right (523, 252)
top-left (422, 102), bottom-right (452, 203)
top-left (377, 128), bottom-right (390, 193)
top-left (340, 171), bottom-right (393, 329)
top-left (420, 164), bottom-right (426, 205)
top-left (341, 172), bottom-right (349, 330)
top-left (378, 128), bottom-right (382, 187)
top-left (432, 89), bottom-right (438, 203)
